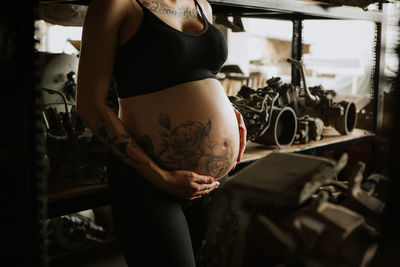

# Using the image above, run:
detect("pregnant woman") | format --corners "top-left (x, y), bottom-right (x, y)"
top-left (76, 0), bottom-right (246, 266)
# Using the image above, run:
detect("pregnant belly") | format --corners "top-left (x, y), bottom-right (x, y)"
top-left (118, 78), bottom-right (240, 179)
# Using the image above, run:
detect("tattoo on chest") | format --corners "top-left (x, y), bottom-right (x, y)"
top-left (138, 113), bottom-right (234, 178)
top-left (142, 0), bottom-right (198, 19)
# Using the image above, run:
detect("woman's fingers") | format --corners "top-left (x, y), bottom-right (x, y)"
top-left (196, 181), bottom-right (219, 193)
top-left (233, 108), bottom-right (247, 163)
top-left (168, 170), bottom-right (219, 199)
top-left (191, 173), bottom-right (215, 184)
top-left (238, 125), bottom-right (247, 162)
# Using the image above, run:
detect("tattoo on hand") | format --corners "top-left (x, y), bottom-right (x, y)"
top-left (139, 113), bottom-right (234, 178)
top-left (142, 0), bottom-right (198, 19)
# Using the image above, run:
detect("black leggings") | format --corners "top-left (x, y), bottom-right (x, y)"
top-left (106, 152), bottom-right (227, 267)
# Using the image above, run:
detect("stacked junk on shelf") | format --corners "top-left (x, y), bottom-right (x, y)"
top-left (199, 152), bottom-right (389, 267)
top-left (38, 52), bottom-right (114, 254)
top-left (38, 52), bottom-right (113, 181)
top-left (229, 58), bottom-right (357, 148)
top-left (214, 58), bottom-right (387, 266)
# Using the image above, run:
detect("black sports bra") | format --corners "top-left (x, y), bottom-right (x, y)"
top-left (113, 0), bottom-right (228, 98)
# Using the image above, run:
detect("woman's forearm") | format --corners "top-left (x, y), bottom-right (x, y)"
top-left (77, 103), bottom-right (166, 187)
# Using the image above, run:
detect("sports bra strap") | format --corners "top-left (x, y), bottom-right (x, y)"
top-left (193, 0), bottom-right (206, 19)
top-left (135, 0), bottom-right (144, 9)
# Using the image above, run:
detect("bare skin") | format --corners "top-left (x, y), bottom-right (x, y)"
top-left (76, 0), bottom-right (246, 200)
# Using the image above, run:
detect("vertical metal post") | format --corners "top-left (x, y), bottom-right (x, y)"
top-left (1, 0), bottom-right (46, 266)
top-left (369, 5), bottom-right (388, 172)
top-left (371, 5), bottom-right (387, 138)
top-left (291, 19), bottom-right (303, 86)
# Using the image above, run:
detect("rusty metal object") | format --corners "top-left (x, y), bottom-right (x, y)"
top-left (306, 85), bottom-right (358, 135)
top-left (230, 59), bottom-right (358, 147)
top-left (229, 78), bottom-right (298, 148)
top-left (254, 106), bottom-right (297, 148)
top-left (296, 115), bottom-right (325, 144)
top-left (199, 153), bottom-right (385, 267)
top-left (287, 58), bottom-right (358, 135)
top-left (287, 58), bottom-right (357, 135)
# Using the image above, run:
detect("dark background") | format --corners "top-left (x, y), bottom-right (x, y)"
top-left (0, 1), bottom-right (398, 266)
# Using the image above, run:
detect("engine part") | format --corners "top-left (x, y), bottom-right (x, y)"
top-left (306, 85), bottom-right (357, 135)
top-left (229, 80), bottom-right (298, 148)
top-left (334, 100), bottom-right (357, 135)
top-left (47, 210), bottom-right (106, 251)
top-left (287, 58), bottom-right (357, 135)
top-left (199, 152), bottom-right (384, 267)
top-left (254, 106), bottom-right (297, 148)
top-left (220, 152), bottom-right (340, 207)
top-left (295, 115), bottom-right (324, 144)
top-left (230, 62), bottom-right (358, 148)
top-left (287, 58), bottom-right (320, 104)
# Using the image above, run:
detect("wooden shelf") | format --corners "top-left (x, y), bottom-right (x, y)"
top-left (242, 128), bottom-right (374, 162)
top-left (47, 178), bottom-right (109, 218)
top-left (46, 128), bottom-right (373, 218)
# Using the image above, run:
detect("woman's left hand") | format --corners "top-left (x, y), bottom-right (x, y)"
top-left (232, 107), bottom-right (247, 169)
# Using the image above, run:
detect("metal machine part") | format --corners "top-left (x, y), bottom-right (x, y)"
top-left (287, 58), bottom-right (357, 135)
top-left (199, 152), bottom-right (385, 267)
top-left (229, 80), bottom-right (298, 148)
top-left (287, 58), bottom-right (320, 104)
top-left (254, 106), bottom-right (297, 148)
top-left (229, 59), bottom-right (358, 147)
top-left (295, 115), bottom-right (325, 144)
top-left (47, 210), bottom-right (106, 251)
top-left (306, 85), bottom-right (357, 135)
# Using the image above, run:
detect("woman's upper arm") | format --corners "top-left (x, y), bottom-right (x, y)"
top-left (76, 0), bottom-right (129, 111)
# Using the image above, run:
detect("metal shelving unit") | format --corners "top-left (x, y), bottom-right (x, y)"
top-left (35, 1), bottom-right (389, 265)
top-left (40, 0), bottom-right (388, 235)
top-left (210, 0), bottom-right (387, 175)
top-left (210, 0), bottom-right (387, 135)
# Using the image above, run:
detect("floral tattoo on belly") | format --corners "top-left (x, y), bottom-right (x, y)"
top-left (139, 113), bottom-right (234, 178)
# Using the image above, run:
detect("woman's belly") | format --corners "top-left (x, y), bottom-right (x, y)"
top-left (118, 78), bottom-right (240, 180)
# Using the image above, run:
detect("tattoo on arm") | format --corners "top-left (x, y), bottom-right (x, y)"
top-left (96, 125), bottom-right (140, 165)
top-left (139, 113), bottom-right (234, 178)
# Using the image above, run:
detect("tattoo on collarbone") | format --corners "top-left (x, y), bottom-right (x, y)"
top-left (138, 113), bottom-right (234, 178)
top-left (96, 125), bottom-right (140, 164)
top-left (142, 0), bottom-right (198, 19)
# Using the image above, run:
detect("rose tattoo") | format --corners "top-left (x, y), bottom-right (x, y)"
top-left (138, 113), bottom-right (234, 178)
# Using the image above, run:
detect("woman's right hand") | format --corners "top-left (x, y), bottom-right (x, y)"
top-left (159, 169), bottom-right (220, 200)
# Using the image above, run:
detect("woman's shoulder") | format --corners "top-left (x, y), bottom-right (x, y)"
top-left (84, 0), bottom-right (143, 40)
top-left (86, 0), bottom-right (142, 24)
